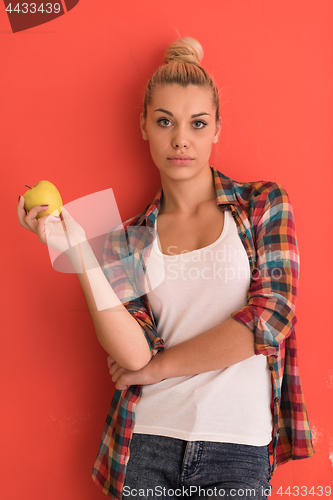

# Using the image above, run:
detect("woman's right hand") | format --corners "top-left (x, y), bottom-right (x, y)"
top-left (17, 195), bottom-right (87, 254)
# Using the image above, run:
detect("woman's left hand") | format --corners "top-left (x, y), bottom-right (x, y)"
top-left (107, 355), bottom-right (163, 391)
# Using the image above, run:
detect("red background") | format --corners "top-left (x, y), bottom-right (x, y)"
top-left (1, 1), bottom-right (332, 498)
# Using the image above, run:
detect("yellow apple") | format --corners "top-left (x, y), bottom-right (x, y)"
top-left (23, 180), bottom-right (63, 219)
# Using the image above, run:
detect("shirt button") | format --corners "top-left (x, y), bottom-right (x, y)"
top-left (276, 428), bottom-right (281, 434)
top-left (269, 365), bottom-right (274, 371)
top-left (251, 268), bottom-right (257, 276)
top-left (241, 233), bottom-right (247, 239)
top-left (231, 210), bottom-right (237, 216)
top-left (274, 397), bottom-right (280, 403)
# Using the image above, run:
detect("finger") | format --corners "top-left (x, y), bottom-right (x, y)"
top-left (33, 210), bottom-right (60, 243)
top-left (107, 355), bottom-right (115, 369)
top-left (115, 372), bottom-right (130, 390)
top-left (28, 204), bottom-right (50, 222)
top-left (19, 201), bottom-right (49, 233)
top-left (109, 363), bottom-right (120, 376)
top-left (35, 213), bottom-right (58, 243)
top-left (116, 381), bottom-right (130, 391)
top-left (17, 195), bottom-right (31, 231)
top-left (107, 356), bottom-right (116, 371)
top-left (27, 206), bottom-right (51, 235)
top-left (111, 367), bottom-right (125, 383)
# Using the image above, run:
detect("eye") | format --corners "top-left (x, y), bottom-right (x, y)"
top-left (157, 118), bottom-right (172, 127)
top-left (192, 120), bottom-right (207, 129)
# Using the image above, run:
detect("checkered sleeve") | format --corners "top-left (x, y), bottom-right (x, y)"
top-left (102, 225), bottom-right (162, 355)
top-left (231, 183), bottom-right (299, 356)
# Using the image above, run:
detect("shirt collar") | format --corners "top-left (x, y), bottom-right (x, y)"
top-left (137, 166), bottom-right (237, 228)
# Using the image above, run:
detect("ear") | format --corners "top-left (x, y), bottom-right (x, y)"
top-left (140, 112), bottom-right (149, 141)
top-left (212, 116), bottom-right (222, 144)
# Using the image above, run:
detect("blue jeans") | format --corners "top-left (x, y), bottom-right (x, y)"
top-left (121, 434), bottom-right (272, 499)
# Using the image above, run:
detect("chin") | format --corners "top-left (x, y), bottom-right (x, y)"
top-left (162, 165), bottom-right (202, 180)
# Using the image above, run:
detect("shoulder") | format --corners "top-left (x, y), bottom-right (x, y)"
top-left (231, 177), bottom-right (290, 203)
top-left (216, 169), bottom-right (294, 225)
top-left (213, 167), bottom-right (291, 207)
top-left (230, 178), bottom-right (292, 219)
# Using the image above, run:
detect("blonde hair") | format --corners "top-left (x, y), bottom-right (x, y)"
top-left (143, 37), bottom-right (220, 121)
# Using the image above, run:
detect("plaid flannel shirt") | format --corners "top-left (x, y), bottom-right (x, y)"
top-left (91, 166), bottom-right (314, 499)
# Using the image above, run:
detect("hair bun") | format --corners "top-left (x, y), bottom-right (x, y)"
top-left (164, 37), bottom-right (203, 66)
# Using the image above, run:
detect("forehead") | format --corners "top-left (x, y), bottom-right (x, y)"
top-left (149, 84), bottom-right (215, 115)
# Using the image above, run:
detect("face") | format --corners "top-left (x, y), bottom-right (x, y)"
top-left (140, 84), bottom-right (221, 182)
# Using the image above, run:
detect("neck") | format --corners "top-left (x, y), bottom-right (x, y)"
top-left (159, 164), bottom-right (216, 216)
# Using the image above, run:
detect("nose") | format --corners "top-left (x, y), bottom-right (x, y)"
top-left (171, 126), bottom-right (189, 149)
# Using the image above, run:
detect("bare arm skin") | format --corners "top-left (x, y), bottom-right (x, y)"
top-left (109, 316), bottom-right (255, 390)
top-left (17, 197), bottom-right (151, 371)
top-left (70, 241), bottom-right (151, 370)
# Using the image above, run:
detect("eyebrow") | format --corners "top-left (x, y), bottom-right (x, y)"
top-left (154, 108), bottom-right (211, 118)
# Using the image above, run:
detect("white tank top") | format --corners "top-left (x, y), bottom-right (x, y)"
top-left (133, 209), bottom-right (273, 445)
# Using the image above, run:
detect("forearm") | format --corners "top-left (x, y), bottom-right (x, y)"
top-left (66, 241), bottom-right (151, 370)
top-left (154, 317), bottom-right (255, 379)
top-left (110, 317), bottom-right (256, 390)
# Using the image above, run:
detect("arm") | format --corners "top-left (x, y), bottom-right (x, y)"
top-left (231, 182), bottom-right (299, 356)
top-left (16, 197), bottom-right (152, 371)
top-left (109, 317), bottom-right (254, 390)
top-left (69, 240), bottom-right (152, 371)
top-left (109, 182), bottom-right (298, 389)
top-left (152, 317), bottom-right (255, 376)
top-left (69, 217), bottom-right (165, 372)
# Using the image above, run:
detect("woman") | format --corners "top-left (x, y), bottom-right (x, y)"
top-left (17, 37), bottom-right (314, 500)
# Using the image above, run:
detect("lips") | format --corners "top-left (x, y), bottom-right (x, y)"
top-left (167, 155), bottom-right (194, 166)
top-left (167, 155), bottom-right (193, 160)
